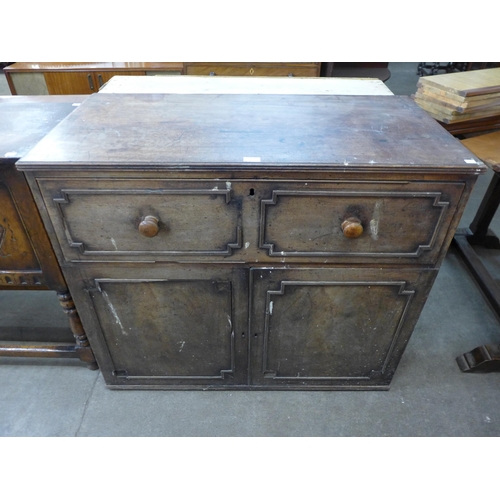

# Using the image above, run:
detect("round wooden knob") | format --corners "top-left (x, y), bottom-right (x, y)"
top-left (139, 215), bottom-right (159, 237)
top-left (341, 217), bottom-right (363, 239)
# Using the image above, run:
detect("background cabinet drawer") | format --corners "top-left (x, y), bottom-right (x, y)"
top-left (185, 63), bottom-right (320, 77)
top-left (39, 180), bottom-right (242, 261)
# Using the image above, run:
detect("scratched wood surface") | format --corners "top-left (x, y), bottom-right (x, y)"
top-left (76, 264), bottom-right (249, 387)
top-left (0, 96), bottom-right (85, 160)
top-left (250, 267), bottom-right (437, 388)
top-left (18, 93), bottom-right (482, 170)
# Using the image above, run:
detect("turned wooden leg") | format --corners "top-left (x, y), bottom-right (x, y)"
top-left (57, 291), bottom-right (98, 370)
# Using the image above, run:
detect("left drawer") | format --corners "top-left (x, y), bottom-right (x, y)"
top-left (38, 179), bottom-right (242, 262)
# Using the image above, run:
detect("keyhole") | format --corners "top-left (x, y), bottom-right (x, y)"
top-left (249, 188), bottom-right (255, 196)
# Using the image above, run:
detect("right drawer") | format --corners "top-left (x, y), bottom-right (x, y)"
top-left (258, 181), bottom-right (465, 264)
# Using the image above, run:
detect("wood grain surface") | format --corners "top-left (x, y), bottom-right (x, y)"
top-left (417, 68), bottom-right (500, 97)
top-left (17, 93), bottom-right (483, 171)
top-left (461, 130), bottom-right (500, 168)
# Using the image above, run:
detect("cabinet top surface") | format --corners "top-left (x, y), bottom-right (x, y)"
top-left (17, 93), bottom-right (484, 172)
top-left (4, 62), bottom-right (184, 72)
top-left (0, 95), bottom-right (88, 163)
top-left (4, 62), bottom-right (316, 72)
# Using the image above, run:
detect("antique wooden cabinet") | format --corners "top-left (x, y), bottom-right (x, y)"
top-left (0, 95), bottom-right (96, 368)
top-left (17, 93), bottom-right (485, 390)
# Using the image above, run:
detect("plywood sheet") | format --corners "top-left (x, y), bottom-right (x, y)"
top-left (413, 96), bottom-right (500, 120)
top-left (418, 68), bottom-right (500, 97)
top-left (415, 87), bottom-right (500, 110)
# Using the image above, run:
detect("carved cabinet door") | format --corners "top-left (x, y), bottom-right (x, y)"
top-left (0, 173), bottom-right (41, 274)
top-left (249, 267), bottom-right (437, 389)
top-left (79, 265), bottom-right (248, 388)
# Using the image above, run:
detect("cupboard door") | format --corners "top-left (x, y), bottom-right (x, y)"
top-left (44, 72), bottom-right (146, 94)
top-left (82, 266), bottom-right (248, 388)
top-left (0, 176), bottom-right (41, 273)
top-left (250, 267), bottom-right (436, 389)
top-left (44, 72), bottom-right (97, 94)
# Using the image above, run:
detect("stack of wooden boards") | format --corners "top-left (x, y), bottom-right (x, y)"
top-left (413, 67), bottom-right (500, 124)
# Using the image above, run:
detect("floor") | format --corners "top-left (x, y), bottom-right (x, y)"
top-left (1, 63), bottom-right (499, 437)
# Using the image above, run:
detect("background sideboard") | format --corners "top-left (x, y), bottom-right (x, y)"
top-left (3, 62), bottom-right (393, 95)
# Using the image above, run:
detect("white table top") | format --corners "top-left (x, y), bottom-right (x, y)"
top-left (99, 75), bottom-right (394, 96)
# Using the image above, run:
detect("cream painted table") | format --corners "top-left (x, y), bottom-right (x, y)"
top-left (98, 75), bottom-right (394, 96)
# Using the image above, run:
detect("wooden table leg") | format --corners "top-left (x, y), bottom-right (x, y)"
top-left (467, 171), bottom-right (500, 248)
top-left (453, 170), bottom-right (500, 372)
top-left (0, 290), bottom-right (98, 370)
top-left (57, 291), bottom-right (98, 370)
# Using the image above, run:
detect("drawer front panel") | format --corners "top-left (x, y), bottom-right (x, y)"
top-left (39, 179), bottom-right (465, 264)
top-left (259, 182), bottom-right (464, 264)
top-left (39, 180), bottom-right (242, 261)
top-left (185, 64), bottom-right (320, 77)
top-left (250, 267), bottom-right (436, 389)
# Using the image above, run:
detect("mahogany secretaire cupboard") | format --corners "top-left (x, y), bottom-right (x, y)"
top-left (17, 92), bottom-right (485, 390)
